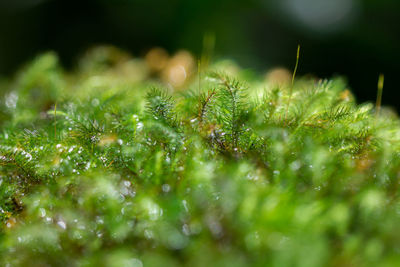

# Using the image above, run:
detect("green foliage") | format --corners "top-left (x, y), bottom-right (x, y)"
top-left (1, 47), bottom-right (400, 266)
top-left (206, 72), bottom-right (249, 153)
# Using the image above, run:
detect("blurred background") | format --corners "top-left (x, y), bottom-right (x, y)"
top-left (0, 0), bottom-right (399, 110)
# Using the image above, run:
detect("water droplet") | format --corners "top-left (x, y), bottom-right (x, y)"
top-left (91, 98), bottom-right (100, 106)
top-left (144, 229), bottom-right (154, 239)
top-left (57, 220), bottom-right (67, 230)
top-left (39, 208), bottom-right (46, 217)
top-left (25, 153), bottom-right (32, 161)
top-left (182, 200), bottom-right (189, 212)
top-left (182, 224), bottom-right (190, 236)
top-left (5, 91), bottom-right (18, 109)
top-left (90, 135), bottom-right (98, 143)
top-left (177, 166), bottom-right (184, 172)
top-left (162, 184), bottom-right (171, 192)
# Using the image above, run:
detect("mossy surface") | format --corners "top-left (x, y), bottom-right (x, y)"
top-left (1, 47), bottom-right (400, 266)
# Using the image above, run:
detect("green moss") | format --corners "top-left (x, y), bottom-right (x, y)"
top-left (1, 47), bottom-right (400, 266)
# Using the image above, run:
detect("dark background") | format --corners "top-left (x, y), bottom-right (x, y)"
top-left (0, 0), bottom-right (399, 110)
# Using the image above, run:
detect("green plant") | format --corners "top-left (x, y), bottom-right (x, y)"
top-left (0, 47), bottom-right (400, 266)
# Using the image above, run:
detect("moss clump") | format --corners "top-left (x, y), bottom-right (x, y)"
top-left (1, 47), bottom-right (400, 266)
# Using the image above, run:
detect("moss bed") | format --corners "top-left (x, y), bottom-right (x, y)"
top-left (1, 47), bottom-right (400, 266)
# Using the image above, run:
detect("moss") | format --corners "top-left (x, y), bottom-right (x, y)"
top-left (1, 47), bottom-right (400, 266)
